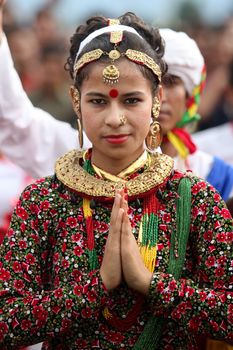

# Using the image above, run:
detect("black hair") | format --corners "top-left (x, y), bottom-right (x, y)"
top-left (65, 12), bottom-right (167, 92)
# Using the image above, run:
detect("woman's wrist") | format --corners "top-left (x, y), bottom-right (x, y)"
top-left (133, 270), bottom-right (153, 295)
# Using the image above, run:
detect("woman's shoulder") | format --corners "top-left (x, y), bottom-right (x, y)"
top-left (19, 174), bottom-right (63, 201)
top-left (172, 168), bottom-right (218, 193)
top-left (23, 174), bottom-right (57, 190)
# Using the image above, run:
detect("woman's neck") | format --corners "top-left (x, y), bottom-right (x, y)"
top-left (161, 141), bottom-right (178, 159)
top-left (91, 148), bottom-right (146, 176)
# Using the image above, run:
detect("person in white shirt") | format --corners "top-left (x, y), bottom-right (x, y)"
top-left (193, 122), bottom-right (233, 165)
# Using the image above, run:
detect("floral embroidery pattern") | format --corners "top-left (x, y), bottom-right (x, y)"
top-left (0, 171), bottom-right (232, 349)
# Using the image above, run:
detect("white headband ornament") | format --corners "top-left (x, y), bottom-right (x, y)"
top-left (73, 21), bottom-right (161, 84)
top-left (76, 24), bottom-right (143, 60)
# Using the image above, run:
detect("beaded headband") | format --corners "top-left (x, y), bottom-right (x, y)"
top-left (73, 20), bottom-right (161, 84)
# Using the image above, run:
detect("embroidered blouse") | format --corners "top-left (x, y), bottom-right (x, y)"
top-left (0, 151), bottom-right (232, 349)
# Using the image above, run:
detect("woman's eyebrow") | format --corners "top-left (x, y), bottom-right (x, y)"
top-left (122, 91), bottom-right (144, 97)
top-left (85, 91), bottom-right (144, 97)
top-left (85, 92), bottom-right (107, 97)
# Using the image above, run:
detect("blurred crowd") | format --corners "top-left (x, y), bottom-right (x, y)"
top-left (2, 3), bottom-right (233, 132)
top-left (187, 18), bottom-right (233, 131)
top-left (3, 2), bottom-right (76, 127)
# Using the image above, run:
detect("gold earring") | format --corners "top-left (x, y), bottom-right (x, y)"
top-left (77, 118), bottom-right (83, 149)
top-left (70, 86), bottom-right (81, 117)
top-left (152, 96), bottom-right (160, 119)
top-left (119, 114), bottom-right (127, 126)
top-left (145, 121), bottom-right (162, 151)
top-left (70, 86), bottom-right (83, 148)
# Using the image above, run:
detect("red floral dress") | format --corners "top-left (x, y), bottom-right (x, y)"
top-left (0, 169), bottom-right (232, 349)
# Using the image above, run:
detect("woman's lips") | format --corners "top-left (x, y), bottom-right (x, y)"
top-left (104, 134), bottom-right (129, 144)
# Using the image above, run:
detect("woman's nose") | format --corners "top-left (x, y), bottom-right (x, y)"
top-left (105, 106), bottom-right (123, 127)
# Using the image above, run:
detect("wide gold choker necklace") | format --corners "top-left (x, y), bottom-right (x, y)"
top-left (55, 150), bottom-right (174, 199)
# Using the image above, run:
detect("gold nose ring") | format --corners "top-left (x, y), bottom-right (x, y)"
top-left (119, 114), bottom-right (127, 126)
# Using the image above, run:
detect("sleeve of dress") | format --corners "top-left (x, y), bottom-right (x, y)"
top-left (147, 179), bottom-right (233, 341)
top-left (0, 34), bottom-right (91, 178)
top-left (0, 183), bottom-right (108, 348)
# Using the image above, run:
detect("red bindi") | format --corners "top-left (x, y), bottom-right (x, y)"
top-left (109, 89), bottom-right (119, 98)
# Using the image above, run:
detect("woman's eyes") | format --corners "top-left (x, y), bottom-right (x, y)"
top-left (125, 97), bottom-right (140, 104)
top-left (90, 98), bottom-right (106, 105)
top-left (89, 97), bottom-right (141, 105)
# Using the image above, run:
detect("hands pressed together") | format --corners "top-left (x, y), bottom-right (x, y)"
top-left (100, 189), bottom-right (153, 295)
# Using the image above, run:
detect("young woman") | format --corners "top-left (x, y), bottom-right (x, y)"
top-left (0, 12), bottom-right (232, 350)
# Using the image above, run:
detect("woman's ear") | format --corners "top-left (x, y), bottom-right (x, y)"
top-left (69, 85), bottom-right (77, 105)
top-left (70, 85), bottom-right (83, 148)
top-left (152, 84), bottom-right (163, 107)
top-left (69, 85), bottom-right (81, 118)
top-left (158, 84), bottom-right (163, 103)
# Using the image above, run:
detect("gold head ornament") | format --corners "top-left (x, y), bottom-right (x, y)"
top-left (102, 50), bottom-right (121, 84)
top-left (104, 19), bottom-right (123, 84)
top-left (73, 20), bottom-right (161, 85)
top-left (73, 48), bottom-right (161, 85)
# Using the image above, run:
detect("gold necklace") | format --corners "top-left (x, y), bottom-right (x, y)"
top-left (55, 149), bottom-right (173, 199)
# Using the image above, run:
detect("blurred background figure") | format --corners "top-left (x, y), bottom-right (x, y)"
top-left (29, 42), bottom-right (76, 127)
top-left (159, 28), bottom-right (233, 203)
top-left (0, 152), bottom-right (32, 241)
top-left (192, 58), bottom-right (233, 165)
top-left (6, 24), bottom-right (42, 93)
top-left (4, 1), bottom-right (75, 126)
top-left (33, 4), bottom-right (64, 50)
top-left (186, 14), bottom-right (233, 167)
top-left (196, 18), bottom-right (233, 130)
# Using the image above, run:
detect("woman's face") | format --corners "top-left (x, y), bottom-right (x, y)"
top-left (159, 75), bottom-right (188, 135)
top-left (78, 59), bottom-right (159, 170)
